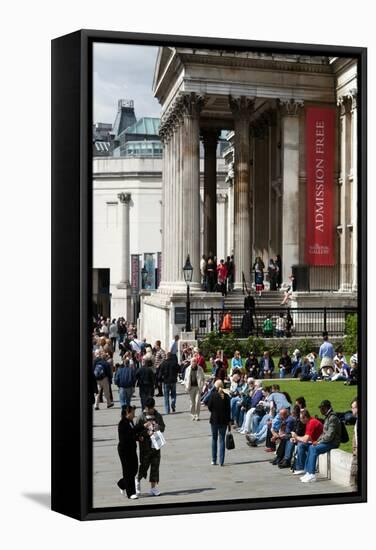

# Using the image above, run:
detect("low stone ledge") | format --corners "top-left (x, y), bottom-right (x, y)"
top-left (318, 448), bottom-right (353, 486)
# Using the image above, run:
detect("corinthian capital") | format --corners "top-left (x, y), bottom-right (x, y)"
top-left (279, 98), bottom-right (304, 116)
top-left (118, 193), bottom-right (131, 204)
top-left (179, 92), bottom-right (206, 118)
top-left (229, 95), bottom-right (255, 119)
top-left (337, 88), bottom-right (357, 114)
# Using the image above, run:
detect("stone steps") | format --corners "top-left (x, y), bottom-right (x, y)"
top-left (224, 290), bottom-right (284, 310)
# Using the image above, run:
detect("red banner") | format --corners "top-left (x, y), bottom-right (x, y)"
top-left (305, 106), bottom-right (335, 266)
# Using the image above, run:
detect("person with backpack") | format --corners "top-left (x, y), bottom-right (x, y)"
top-left (93, 351), bottom-right (114, 410)
top-left (299, 400), bottom-right (342, 483)
top-left (136, 359), bottom-right (155, 410)
top-left (114, 357), bottom-right (137, 408)
top-left (159, 352), bottom-right (180, 414)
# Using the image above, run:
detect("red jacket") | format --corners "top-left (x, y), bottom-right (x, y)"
top-left (217, 264), bottom-right (228, 283)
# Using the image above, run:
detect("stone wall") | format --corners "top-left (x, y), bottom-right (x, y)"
top-left (318, 449), bottom-right (354, 487)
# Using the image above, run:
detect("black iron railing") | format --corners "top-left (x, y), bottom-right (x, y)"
top-left (189, 307), bottom-right (357, 339)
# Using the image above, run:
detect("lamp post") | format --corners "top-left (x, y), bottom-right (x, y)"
top-left (183, 255), bottom-right (193, 332)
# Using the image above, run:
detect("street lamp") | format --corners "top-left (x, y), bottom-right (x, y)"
top-left (183, 254), bottom-right (193, 332)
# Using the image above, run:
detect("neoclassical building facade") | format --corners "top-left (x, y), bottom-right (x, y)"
top-left (136, 48), bottom-right (358, 348)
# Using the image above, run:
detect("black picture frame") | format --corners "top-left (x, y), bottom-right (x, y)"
top-left (51, 29), bottom-right (367, 521)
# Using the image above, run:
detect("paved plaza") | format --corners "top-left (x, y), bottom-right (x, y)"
top-left (93, 383), bottom-right (352, 509)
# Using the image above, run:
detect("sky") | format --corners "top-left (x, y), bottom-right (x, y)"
top-left (93, 43), bottom-right (161, 124)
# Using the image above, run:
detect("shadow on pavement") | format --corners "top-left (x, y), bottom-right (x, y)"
top-left (158, 487), bottom-right (215, 496)
top-left (229, 458), bottom-right (272, 465)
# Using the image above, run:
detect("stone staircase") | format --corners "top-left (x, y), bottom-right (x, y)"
top-left (224, 289), bottom-right (284, 310)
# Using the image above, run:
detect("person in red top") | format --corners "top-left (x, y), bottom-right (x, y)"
top-left (194, 347), bottom-right (206, 372)
top-left (290, 409), bottom-right (323, 475)
top-left (217, 259), bottom-right (228, 296)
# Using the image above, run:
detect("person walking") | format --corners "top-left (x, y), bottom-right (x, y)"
top-left (160, 352), bottom-right (180, 414)
top-left (136, 359), bottom-right (155, 410)
top-left (207, 380), bottom-right (231, 466)
top-left (135, 398), bottom-right (165, 497)
top-left (184, 357), bottom-right (205, 420)
top-left (114, 357), bottom-right (136, 408)
top-left (350, 398), bottom-right (358, 489)
top-left (169, 334), bottom-right (180, 364)
top-left (153, 340), bottom-right (166, 397)
top-left (117, 405), bottom-right (141, 500)
top-left (319, 331), bottom-right (335, 375)
top-left (109, 319), bottom-right (118, 351)
top-left (217, 259), bottom-right (228, 297)
top-left (93, 351), bottom-right (114, 410)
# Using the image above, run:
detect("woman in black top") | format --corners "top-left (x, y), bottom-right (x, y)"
top-left (117, 405), bottom-right (141, 499)
top-left (207, 380), bottom-right (231, 466)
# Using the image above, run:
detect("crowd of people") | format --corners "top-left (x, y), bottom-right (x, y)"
top-left (218, 305), bottom-right (296, 338)
top-left (92, 317), bottom-right (358, 498)
top-left (200, 254), bottom-right (235, 295)
top-left (199, 253), bottom-right (285, 297)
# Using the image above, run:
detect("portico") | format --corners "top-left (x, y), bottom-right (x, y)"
top-left (137, 49), bottom-right (358, 348)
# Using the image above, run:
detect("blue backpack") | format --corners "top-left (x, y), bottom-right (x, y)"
top-left (94, 363), bottom-right (106, 380)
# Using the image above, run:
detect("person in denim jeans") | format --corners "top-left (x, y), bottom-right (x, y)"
top-left (290, 409), bottom-right (323, 474)
top-left (159, 352), bottom-right (179, 414)
top-left (114, 360), bottom-right (136, 408)
top-left (207, 380), bottom-right (231, 466)
top-left (300, 400), bottom-right (341, 483)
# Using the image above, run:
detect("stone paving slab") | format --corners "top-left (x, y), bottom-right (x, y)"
top-left (93, 384), bottom-right (353, 509)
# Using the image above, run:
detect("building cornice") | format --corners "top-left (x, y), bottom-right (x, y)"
top-left (178, 51), bottom-right (333, 74)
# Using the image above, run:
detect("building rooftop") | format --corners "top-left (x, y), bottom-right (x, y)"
top-left (119, 117), bottom-right (160, 137)
top-left (112, 99), bottom-right (137, 138)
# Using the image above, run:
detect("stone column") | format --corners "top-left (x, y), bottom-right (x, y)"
top-left (229, 96), bottom-right (254, 288)
top-left (159, 117), bottom-right (172, 286)
top-left (337, 94), bottom-right (352, 291)
top-left (202, 129), bottom-right (220, 258)
top-left (216, 193), bottom-right (228, 261)
top-left (225, 156), bottom-right (235, 257)
top-left (252, 121), bottom-right (269, 262)
top-left (117, 192), bottom-right (131, 286)
top-left (181, 93), bottom-right (205, 288)
top-left (350, 90), bottom-right (358, 292)
top-left (280, 99), bottom-right (304, 282)
top-left (117, 192), bottom-right (132, 320)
